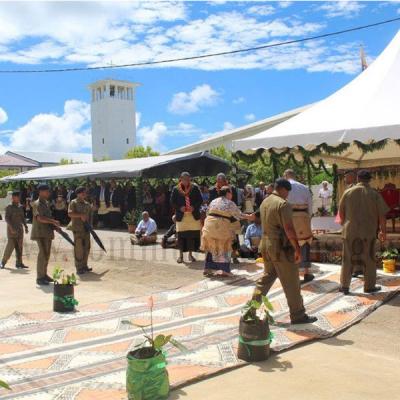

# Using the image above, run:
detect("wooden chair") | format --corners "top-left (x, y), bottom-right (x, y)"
top-left (380, 183), bottom-right (400, 232)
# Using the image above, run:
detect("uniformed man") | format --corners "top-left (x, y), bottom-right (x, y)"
top-left (31, 184), bottom-right (60, 285)
top-left (344, 170), bottom-right (356, 189)
top-left (253, 179), bottom-right (317, 324)
top-left (283, 169), bottom-right (314, 283)
top-left (343, 169), bottom-right (362, 277)
top-left (338, 170), bottom-right (389, 295)
top-left (0, 191), bottom-right (29, 269)
top-left (68, 186), bottom-right (93, 275)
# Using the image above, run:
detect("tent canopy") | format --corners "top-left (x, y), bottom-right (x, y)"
top-left (0, 152), bottom-right (238, 182)
top-left (233, 30), bottom-right (400, 168)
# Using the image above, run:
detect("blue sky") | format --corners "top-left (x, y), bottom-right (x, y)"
top-left (0, 1), bottom-right (399, 154)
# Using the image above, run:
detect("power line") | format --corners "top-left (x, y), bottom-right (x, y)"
top-left (1, 16), bottom-right (400, 74)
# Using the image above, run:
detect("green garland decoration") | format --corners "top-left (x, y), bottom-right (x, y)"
top-left (331, 164), bottom-right (339, 214)
top-left (353, 139), bottom-right (388, 153)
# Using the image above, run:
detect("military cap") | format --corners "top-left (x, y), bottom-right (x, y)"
top-left (357, 170), bottom-right (372, 181)
top-left (37, 183), bottom-right (50, 191)
top-left (11, 191), bottom-right (20, 197)
top-left (275, 178), bottom-right (292, 191)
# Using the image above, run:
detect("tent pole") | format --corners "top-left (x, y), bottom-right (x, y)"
top-left (135, 176), bottom-right (143, 221)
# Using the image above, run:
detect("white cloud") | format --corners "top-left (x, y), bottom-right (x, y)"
top-left (247, 5), bottom-right (275, 16)
top-left (245, 113), bottom-right (256, 122)
top-left (233, 97), bottom-right (246, 104)
top-left (8, 100), bottom-right (91, 152)
top-left (278, 2), bottom-right (294, 9)
top-left (137, 121), bottom-right (168, 150)
top-left (223, 121), bottom-right (235, 131)
top-left (318, 1), bottom-right (364, 18)
top-left (168, 84), bottom-right (220, 114)
top-left (138, 121), bottom-right (204, 151)
top-left (0, 107), bottom-right (7, 124)
top-left (0, 3), bottom-right (362, 74)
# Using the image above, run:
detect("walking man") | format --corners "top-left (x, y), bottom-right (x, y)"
top-left (283, 169), bottom-right (314, 282)
top-left (68, 187), bottom-right (93, 275)
top-left (0, 191), bottom-right (29, 269)
top-left (31, 184), bottom-right (60, 285)
top-left (253, 179), bottom-right (317, 324)
top-left (338, 170), bottom-right (388, 295)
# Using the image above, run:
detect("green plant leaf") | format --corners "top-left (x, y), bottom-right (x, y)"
top-left (170, 338), bottom-right (188, 353)
top-left (262, 296), bottom-right (274, 312)
top-left (0, 379), bottom-right (11, 390)
top-left (250, 300), bottom-right (261, 309)
top-left (153, 334), bottom-right (167, 350)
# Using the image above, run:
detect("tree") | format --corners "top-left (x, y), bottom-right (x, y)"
top-left (124, 146), bottom-right (160, 159)
top-left (210, 145), bottom-right (232, 162)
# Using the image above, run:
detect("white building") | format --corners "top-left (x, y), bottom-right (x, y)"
top-left (89, 79), bottom-right (139, 161)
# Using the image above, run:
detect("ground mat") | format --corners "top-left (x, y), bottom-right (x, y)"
top-left (0, 263), bottom-right (399, 399)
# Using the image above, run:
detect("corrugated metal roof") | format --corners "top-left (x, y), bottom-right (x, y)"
top-left (0, 154), bottom-right (38, 168)
top-left (6, 151), bottom-right (92, 164)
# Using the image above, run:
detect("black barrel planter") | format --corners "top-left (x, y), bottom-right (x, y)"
top-left (53, 284), bottom-right (75, 312)
top-left (237, 316), bottom-right (271, 362)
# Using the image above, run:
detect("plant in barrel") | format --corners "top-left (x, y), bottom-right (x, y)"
top-left (123, 296), bottom-right (187, 400)
top-left (237, 291), bottom-right (274, 362)
top-left (378, 247), bottom-right (399, 274)
top-left (52, 267), bottom-right (78, 312)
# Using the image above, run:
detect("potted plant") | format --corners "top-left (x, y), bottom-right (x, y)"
top-left (237, 292), bottom-right (274, 362)
top-left (378, 248), bottom-right (399, 273)
top-left (52, 267), bottom-right (78, 312)
top-left (123, 210), bottom-right (140, 234)
top-left (123, 296), bottom-right (187, 400)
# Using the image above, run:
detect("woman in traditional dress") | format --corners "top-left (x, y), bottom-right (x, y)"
top-left (202, 186), bottom-right (254, 277)
top-left (170, 172), bottom-right (203, 263)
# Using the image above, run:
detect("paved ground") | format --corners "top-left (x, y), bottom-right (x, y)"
top-left (0, 220), bottom-right (399, 399)
top-left (0, 221), bottom-right (203, 318)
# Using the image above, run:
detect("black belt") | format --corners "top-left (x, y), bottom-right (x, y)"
top-left (208, 213), bottom-right (237, 223)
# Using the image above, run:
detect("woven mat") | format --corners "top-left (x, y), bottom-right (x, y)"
top-left (0, 263), bottom-right (399, 399)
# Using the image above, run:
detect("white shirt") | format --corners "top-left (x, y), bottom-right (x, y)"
top-left (100, 186), bottom-right (105, 202)
top-left (319, 187), bottom-right (332, 208)
top-left (287, 179), bottom-right (313, 215)
top-left (135, 218), bottom-right (157, 235)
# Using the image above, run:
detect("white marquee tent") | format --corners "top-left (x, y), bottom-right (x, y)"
top-left (233, 30), bottom-right (400, 169)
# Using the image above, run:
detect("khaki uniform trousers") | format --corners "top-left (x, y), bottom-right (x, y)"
top-left (341, 236), bottom-right (377, 291)
top-left (2, 236), bottom-right (23, 265)
top-left (73, 231), bottom-right (91, 270)
top-left (35, 238), bottom-right (52, 279)
top-left (254, 247), bottom-right (306, 322)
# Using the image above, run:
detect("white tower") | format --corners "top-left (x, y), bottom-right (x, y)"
top-left (89, 79), bottom-right (139, 160)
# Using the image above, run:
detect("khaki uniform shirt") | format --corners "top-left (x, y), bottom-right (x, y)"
top-left (5, 203), bottom-right (26, 238)
top-left (339, 182), bottom-right (389, 239)
top-left (30, 198), bottom-right (54, 240)
top-left (68, 198), bottom-right (92, 233)
top-left (259, 192), bottom-right (293, 258)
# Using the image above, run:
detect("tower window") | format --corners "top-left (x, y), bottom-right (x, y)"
top-left (126, 138), bottom-right (129, 144)
top-left (102, 138), bottom-right (105, 144)
top-left (110, 85), bottom-right (115, 97)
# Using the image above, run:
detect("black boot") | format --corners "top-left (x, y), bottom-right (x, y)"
top-left (291, 314), bottom-right (318, 324)
top-left (36, 278), bottom-right (49, 286)
top-left (364, 286), bottom-right (381, 294)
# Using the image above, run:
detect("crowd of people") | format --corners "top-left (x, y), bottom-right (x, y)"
top-left (1, 167), bottom-right (389, 326)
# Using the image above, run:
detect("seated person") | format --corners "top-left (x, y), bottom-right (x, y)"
top-left (240, 211), bottom-right (262, 259)
top-left (131, 211), bottom-right (157, 245)
top-left (161, 215), bottom-right (177, 249)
